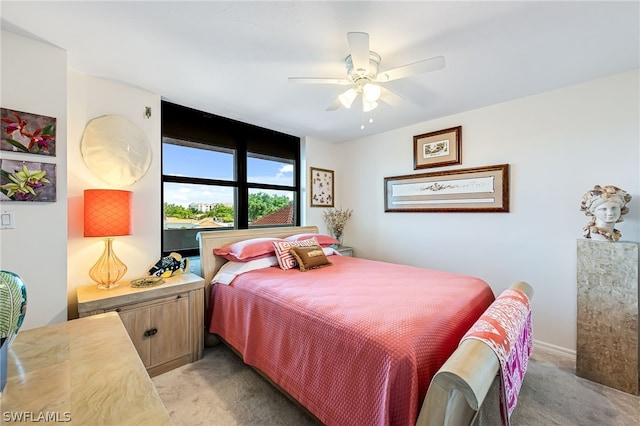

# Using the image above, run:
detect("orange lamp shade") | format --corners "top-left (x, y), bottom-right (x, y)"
top-left (84, 189), bottom-right (132, 237)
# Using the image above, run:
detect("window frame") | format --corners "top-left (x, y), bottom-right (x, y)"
top-left (161, 101), bottom-right (301, 257)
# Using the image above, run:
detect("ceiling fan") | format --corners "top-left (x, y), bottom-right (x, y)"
top-left (288, 32), bottom-right (445, 116)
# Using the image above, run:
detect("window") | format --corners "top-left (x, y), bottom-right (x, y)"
top-left (161, 101), bottom-right (301, 257)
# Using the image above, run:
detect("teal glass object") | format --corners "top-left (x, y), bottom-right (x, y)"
top-left (0, 270), bottom-right (27, 348)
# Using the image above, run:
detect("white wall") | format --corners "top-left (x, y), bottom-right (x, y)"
top-left (336, 70), bottom-right (639, 353)
top-left (0, 31), bottom-right (68, 328)
top-left (66, 72), bottom-right (161, 318)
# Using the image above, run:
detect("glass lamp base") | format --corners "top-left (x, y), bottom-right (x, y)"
top-left (97, 282), bottom-right (119, 290)
top-left (332, 232), bottom-right (343, 245)
top-left (89, 238), bottom-right (127, 290)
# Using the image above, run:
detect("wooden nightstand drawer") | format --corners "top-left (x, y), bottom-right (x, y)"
top-left (77, 273), bottom-right (205, 376)
top-left (104, 292), bottom-right (190, 313)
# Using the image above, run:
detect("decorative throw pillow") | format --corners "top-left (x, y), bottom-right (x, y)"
top-left (272, 237), bottom-right (319, 270)
top-left (214, 237), bottom-right (286, 262)
top-left (289, 245), bottom-right (333, 272)
top-left (284, 233), bottom-right (340, 247)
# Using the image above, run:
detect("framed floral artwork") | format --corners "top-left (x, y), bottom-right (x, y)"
top-left (1, 108), bottom-right (56, 156)
top-left (0, 159), bottom-right (57, 202)
top-left (310, 167), bottom-right (334, 207)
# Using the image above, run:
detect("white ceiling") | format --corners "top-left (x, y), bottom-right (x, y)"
top-left (2, 1), bottom-right (638, 143)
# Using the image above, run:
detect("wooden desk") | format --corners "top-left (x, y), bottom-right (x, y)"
top-left (1, 312), bottom-right (172, 425)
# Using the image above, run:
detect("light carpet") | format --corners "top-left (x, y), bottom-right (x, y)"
top-left (153, 344), bottom-right (639, 426)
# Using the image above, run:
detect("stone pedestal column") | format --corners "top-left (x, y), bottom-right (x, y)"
top-left (576, 239), bottom-right (639, 395)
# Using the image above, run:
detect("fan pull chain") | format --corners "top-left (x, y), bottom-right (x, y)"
top-left (360, 111), bottom-right (374, 130)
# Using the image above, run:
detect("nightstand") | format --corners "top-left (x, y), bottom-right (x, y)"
top-left (77, 272), bottom-right (205, 377)
top-left (335, 245), bottom-right (354, 257)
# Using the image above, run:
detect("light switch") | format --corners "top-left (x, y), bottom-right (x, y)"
top-left (1, 210), bottom-right (15, 229)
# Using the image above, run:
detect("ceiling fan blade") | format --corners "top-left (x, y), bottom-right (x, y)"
top-left (378, 86), bottom-right (405, 107)
top-left (326, 97), bottom-right (342, 111)
top-left (375, 56), bottom-right (445, 82)
top-left (288, 77), bottom-right (351, 85)
top-left (347, 32), bottom-right (370, 75)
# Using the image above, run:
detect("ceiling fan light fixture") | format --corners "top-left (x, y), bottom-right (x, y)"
top-left (339, 88), bottom-right (358, 109)
top-left (363, 100), bottom-right (378, 112)
top-left (289, 32), bottom-right (446, 126)
top-left (362, 83), bottom-right (381, 103)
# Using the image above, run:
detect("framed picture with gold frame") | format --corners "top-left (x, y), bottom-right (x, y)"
top-left (413, 126), bottom-right (461, 169)
top-left (310, 167), bottom-right (334, 207)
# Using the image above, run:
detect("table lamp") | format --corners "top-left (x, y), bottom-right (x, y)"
top-left (84, 189), bottom-right (132, 289)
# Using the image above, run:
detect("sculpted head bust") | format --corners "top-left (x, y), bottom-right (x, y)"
top-left (580, 185), bottom-right (631, 241)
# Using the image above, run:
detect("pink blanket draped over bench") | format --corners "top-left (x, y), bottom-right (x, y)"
top-left (461, 288), bottom-right (533, 425)
top-left (209, 256), bottom-right (495, 426)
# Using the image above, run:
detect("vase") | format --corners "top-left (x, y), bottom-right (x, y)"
top-left (332, 231), bottom-right (343, 246)
top-left (0, 270), bottom-right (27, 348)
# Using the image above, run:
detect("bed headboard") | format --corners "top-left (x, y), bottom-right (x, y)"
top-left (197, 225), bottom-right (319, 288)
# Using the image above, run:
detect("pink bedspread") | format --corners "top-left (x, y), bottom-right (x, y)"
top-left (209, 256), bottom-right (494, 426)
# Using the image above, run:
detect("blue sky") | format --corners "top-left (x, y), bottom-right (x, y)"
top-left (163, 143), bottom-right (294, 207)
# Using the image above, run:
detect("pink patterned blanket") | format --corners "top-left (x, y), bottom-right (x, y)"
top-left (461, 288), bottom-right (532, 425)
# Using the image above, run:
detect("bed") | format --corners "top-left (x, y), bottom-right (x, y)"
top-left (198, 226), bottom-right (533, 426)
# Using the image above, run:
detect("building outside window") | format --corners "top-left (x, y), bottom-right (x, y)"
top-left (161, 101), bottom-right (301, 257)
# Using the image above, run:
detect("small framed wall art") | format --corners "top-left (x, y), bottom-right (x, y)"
top-left (310, 167), bottom-right (334, 207)
top-left (1, 108), bottom-right (56, 156)
top-left (413, 126), bottom-right (461, 169)
top-left (0, 159), bottom-right (57, 202)
top-left (384, 163), bottom-right (509, 213)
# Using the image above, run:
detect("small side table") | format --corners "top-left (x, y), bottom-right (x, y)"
top-left (77, 272), bottom-right (205, 377)
top-left (335, 245), bottom-right (354, 257)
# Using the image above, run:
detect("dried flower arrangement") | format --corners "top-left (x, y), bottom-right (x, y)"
top-left (322, 207), bottom-right (353, 244)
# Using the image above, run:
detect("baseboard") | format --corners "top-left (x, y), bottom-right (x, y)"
top-left (533, 339), bottom-right (577, 361)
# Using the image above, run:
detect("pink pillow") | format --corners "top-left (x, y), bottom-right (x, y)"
top-left (214, 237), bottom-right (286, 262)
top-left (273, 237), bottom-right (320, 270)
top-left (284, 233), bottom-right (340, 247)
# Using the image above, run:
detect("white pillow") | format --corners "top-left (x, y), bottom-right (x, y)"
top-left (211, 256), bottom-right (278, 285)
top-left (323, 247), bottom-right (341, 256)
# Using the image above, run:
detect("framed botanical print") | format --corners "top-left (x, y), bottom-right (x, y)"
top-left (310, 167), bottom-right (334, 207)
top-left (413, 126), bottom-right (461, 169)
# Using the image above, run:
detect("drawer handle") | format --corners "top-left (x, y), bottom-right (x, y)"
top-left (144, 328), bottom-right (158, 337)
top-left (176, 295), bottom-right (182, 300)
top-left (115, 307), bottom-right (121, 313)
